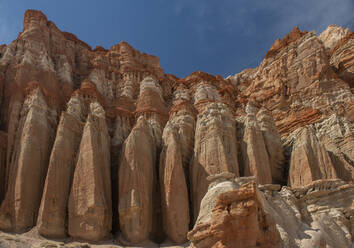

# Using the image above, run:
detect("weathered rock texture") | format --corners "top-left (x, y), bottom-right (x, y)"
top-left (188, 174), bottom-right (280, 248)
top-left (0, 9), bottom-right (352, 247)
top-left (189, 175), bottom-right (353, 248)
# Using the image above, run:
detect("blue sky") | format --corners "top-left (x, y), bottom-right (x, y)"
top-left (0, 0), bottom-right (353, 78)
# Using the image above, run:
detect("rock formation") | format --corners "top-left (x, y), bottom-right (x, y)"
top-left (0, 9), bottom-right (352, 247)
top-left (68, 102), bottom-right (112, 241)
top-left (241, 102), bottom-right (272, 184)
top-left (188, 173), bottom-right (280, 248)
top-left (37, 96), bottom-right (84, 239)
top-left (288, 127), bottom-right (338, 188)
top-left (118, 116), bottom-right (157, 245)
top-left (159, 92), bottom-right (195, 243)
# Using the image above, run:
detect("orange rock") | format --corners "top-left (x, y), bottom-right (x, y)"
top-left (188, 176), bottom-right (280, 248)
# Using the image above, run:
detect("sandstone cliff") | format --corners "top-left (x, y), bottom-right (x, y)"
top-left (0, 9), bottom-right (352, 247)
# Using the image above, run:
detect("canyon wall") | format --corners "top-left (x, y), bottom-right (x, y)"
top-left (0, 10), bottom-right (352, 247)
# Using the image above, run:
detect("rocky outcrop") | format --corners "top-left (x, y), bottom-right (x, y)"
top-left (0, 9), bottom-right (352, 247)
top-left (288, 127), bottom-right (338, 187)
top-left (68, 102), bottom-right (112, 241)
top-left (118, 117), bottom-right (157, 245)
top-left (257, 108), bottom-right (285, 184)
top-left (37, 96), bottom-right (85, 239)
top-left (159, 96), bottom-right (195, 243)
top-left (188, 174), bottom-right (280, 248)
top-left (241, 103), bottom-right (272, 184)
top-left (0, 87), bottom-right (56, 232)
top-left (0, 131), bottom-right (7, 202)
top-left (228, 26), bottom-right (353, 137)
top-left (189, 175), bottom-right (353, 248)
top-left (191, 102), bottom-right (239, 220)
top-left (263, 179), bottom-right (354, 248)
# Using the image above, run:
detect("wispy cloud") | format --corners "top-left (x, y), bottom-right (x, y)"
top-left (173, 0), bottom-right (354, 39)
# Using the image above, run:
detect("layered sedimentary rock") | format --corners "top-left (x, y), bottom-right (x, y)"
top-left (189, 175), bottom-right (353, 248)
top-left (241, 102), bottom-right (272, 184)
top-left (257, 108), bottom-right (285, 184)
top-left (0, 131), bottom-right (7, 202)
top-left (228, 26), bottom-right (353, 136)
top-left (288, 127), bottom-right (338, 187)
top-left (68, 102), bottom-right (112, 241)
top-left (0, 9), bottom-right (352, 247)
top-left (118, 117), bottom-right (157, 244)
top-left (0, 86), bottom-right (56, 232)
top-left (37, 95), bottom-right (85, 238)
top-left (188, 173), bottom-right (280, 248)
top-left (159, 94), bottom-right (195, 243)
top-left (191, 101), bottom-right (239, 219)
top-left (263, 179), bottom-right (354, 248)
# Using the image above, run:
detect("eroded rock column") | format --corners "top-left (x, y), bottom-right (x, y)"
top-left (118, 76), bottom-right (166, 244)
top-left (0, 87), bottom-right (56, 232)
top-left (289, 127), bottom-right (338, 187)
top-left (241, 103), bottom-right (272, 184)
top-left (159, 90), bottom-right (195, 243)
top-left (188, 173), bottom-right (280, 248)
top-left (191, 100), bottom-right (239, 220)
top-left (68, 102), bottom-right (112, 241)
top-left (257, 108), bottom-right (285, 184)
top-left (37, 95), bottom-right (85, 238)
top-left (0, 131), bottom-right (7, 202)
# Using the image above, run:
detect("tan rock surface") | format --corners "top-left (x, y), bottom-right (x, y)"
top-left (288, 127), bottom-right (338, 187)
top-left (0, 131), bottom-right (7, 202)
top-left (0, 87), bottom-right (56, 232)
top-left (257, 108), bottom-right (285, 184)
top-left (68, 102), bottom-right (112, 241)
top-left (188, 174), bottom-right (280, 248)
top-left (37, 96), bottom-right (85, 238)
top-left (241, 103), bottom-right (272, 184)
top-left (159, 99), bottom-right (195, 244)
top-left (118, 117), bottom-right (156, 245)
top-left (190, 102), bottom-right (239, 220)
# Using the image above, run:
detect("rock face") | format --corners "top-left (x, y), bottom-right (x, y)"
top-left (190, 176), bottom-right (354, 248)
top-left (288, 127), bottom-right (338, 188)
top-left (37, 96), bottom-right (85, 238)
top-left (241, 103), bottom-right (272, 184)
top-left (191, 102), bottom-right (239, 219)
top-left (68, 102), bottom-right (112, 241)
top-left (118, 117), bottom-right (157, 244)
top-left (188, 174), bottom-right (280, 248)
top-left (0, 9), bottom-right (352, 247)
top-left (0, 87), bottom-right (56, 232)
top-left (0, 131), bottom-right (7, 202)
top-left (159, 97), bottom-right (194, 243)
